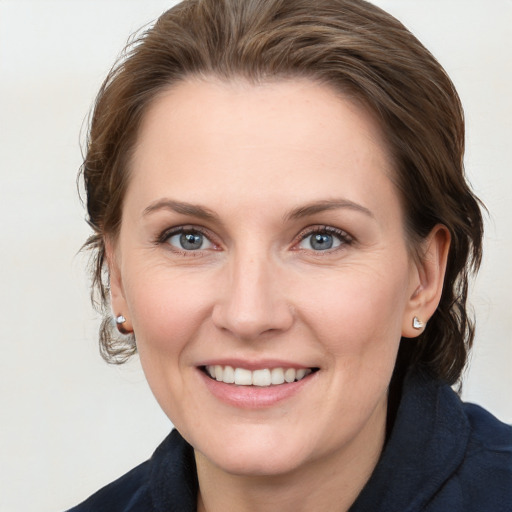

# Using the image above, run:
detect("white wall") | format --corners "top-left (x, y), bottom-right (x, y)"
top-left (0, 1), bottom-right (510, 511)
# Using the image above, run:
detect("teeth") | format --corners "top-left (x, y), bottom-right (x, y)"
top-left (296, 368), bottom-right (307, 380)
top-left (205, 365), bottom-right (312, 387)
top-left (284, 368), bottom-right (296, 383)
top-left (271, 368), bottom-right (285, 385)
top-left (252, 369), bottom-right (271, 387)
top-left (234, 368), bottom-right (252, 385)
top-left (223, 365), bottom-right (235, 384)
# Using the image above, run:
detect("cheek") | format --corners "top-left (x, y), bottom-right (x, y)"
top-left (125, 265), bottom-right (210, 340)
top-left (121, 269), bottom-right (215, 420)
top-left (295, 263), bottom-right (410, 361)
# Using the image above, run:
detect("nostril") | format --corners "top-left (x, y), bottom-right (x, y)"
top-left (211, 301), bottom-right (294, 341)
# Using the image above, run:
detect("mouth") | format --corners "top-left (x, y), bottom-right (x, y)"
top-left (201, 365), bottom-right (319, 387)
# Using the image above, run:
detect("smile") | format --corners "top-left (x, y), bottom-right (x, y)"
top-left (203, 365), bottom-right (316, 387)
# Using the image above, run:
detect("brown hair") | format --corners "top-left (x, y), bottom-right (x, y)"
top-left (81, 0), bottom-right (483, 384)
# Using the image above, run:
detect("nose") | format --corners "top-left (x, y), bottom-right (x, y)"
top-left (211, 250), bottom-right (294, 341)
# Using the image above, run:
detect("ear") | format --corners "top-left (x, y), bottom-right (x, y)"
top-left (402, 224), bottom-right (451, 338)
top-left (105, 237), bottom-right (133, 334)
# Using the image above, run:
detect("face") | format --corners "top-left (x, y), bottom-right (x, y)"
top-left (110, 79), bottom-right (424, 477)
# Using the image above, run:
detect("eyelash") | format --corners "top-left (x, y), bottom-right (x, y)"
top-left (155, 226), bottom-right (219, 255)
top-left (294, 225), bottom-right (353, 253)
top-left (155, 225), bottom-right (353, 255)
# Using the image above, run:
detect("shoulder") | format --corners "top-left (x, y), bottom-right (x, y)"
top-left (452, 402), bottom-right (512, 510)
top-left (426, 386), bottom-right (512, 512)
top-left (65, 429), bottom-right (198, 512)
top-left (463, 401), bottom-right (512, 452)
top-left (461, 400), bottom-right (512, 473)
top-left (65, 461), bottom-right (153, 512)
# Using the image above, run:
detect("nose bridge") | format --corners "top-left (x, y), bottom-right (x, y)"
top-left (212, 243), bottom-right (293, 339)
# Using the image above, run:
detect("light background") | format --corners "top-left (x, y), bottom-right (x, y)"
top-left (0, 1), bottom-right (510, 511)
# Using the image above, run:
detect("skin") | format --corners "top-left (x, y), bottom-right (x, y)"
top-left (109, 78), bottom-right (450, 512)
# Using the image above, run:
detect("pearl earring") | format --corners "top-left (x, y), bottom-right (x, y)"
top-left (413, 316), bottom-right (424, 330)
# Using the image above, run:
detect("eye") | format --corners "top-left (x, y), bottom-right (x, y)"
top-left (297, 227), bottom-right (351, 251)
top-left (166, 229), bottom-right (214, 251)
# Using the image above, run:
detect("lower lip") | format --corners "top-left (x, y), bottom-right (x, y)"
top-left (198, 369), bottom-right (316, 409)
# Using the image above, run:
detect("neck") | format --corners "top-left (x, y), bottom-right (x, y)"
top-left (195, 399), bottom-right (386, 512)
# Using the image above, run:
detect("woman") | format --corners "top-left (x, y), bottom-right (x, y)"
top-left (68, 0), bottom-right (512, 510)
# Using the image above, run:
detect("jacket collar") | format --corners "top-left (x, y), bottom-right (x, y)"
top-left (349, 369), bottom-right (470, 511)
top-left (149, 429), bottom-right (198, 511)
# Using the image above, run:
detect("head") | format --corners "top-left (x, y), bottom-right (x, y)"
top-left (82, 3), bottom-right (483, 478)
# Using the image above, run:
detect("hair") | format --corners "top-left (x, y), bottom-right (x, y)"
top-left (81, 0), bottom-right (483, 385)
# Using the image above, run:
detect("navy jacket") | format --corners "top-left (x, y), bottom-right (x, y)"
top-left (67, 370), bottom-right (512, 511)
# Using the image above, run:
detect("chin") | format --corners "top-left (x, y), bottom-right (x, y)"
top-left (205, 446), bottom-right (308, 478)
top-left (191, 426), bottom-right (315, 478)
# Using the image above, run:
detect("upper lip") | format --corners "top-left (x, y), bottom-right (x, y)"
top-left (196, 358), bottom-right (317, 371)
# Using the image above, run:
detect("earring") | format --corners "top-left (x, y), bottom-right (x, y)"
top-left (116, 315), bottom-right (126, 325)
top-left (413, 316), bottom-right (424, 330)
top-left (115, 314), bottom-right (132, 335)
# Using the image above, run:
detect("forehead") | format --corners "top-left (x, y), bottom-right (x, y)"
top-left (127, 78), bottom-right (397, 219)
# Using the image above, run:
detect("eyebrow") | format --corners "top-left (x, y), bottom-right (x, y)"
top-left (143, 199), bottom-right (218, 221)
top-left (285, 199), bottom-right (374, 221)
top-left (143, 197), bottom-right (373, 222)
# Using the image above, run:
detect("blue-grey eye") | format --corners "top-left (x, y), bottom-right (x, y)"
top-left (168, 231), bottom-right (213, 251)
top-left (298, 231), bottom-right (344, 251)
